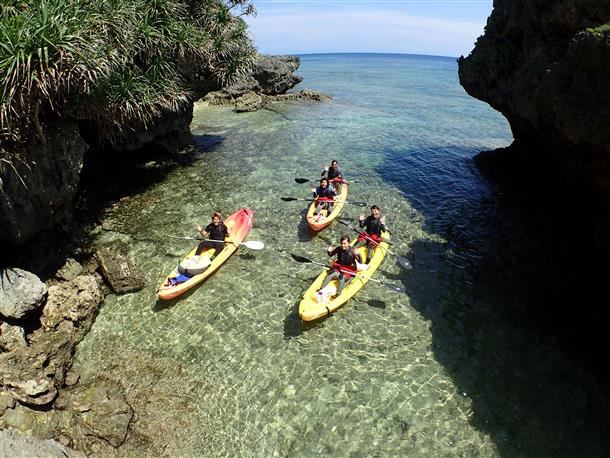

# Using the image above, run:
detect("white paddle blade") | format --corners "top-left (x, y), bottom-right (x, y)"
top-left (242, 240), bottom-right (265, 250)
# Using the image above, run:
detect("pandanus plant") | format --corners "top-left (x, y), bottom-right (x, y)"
top-left (0, 0), bottom-right (256, 155)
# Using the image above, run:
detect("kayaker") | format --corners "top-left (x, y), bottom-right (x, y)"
top-left (354, 205), bottom-right (387, 264)
top-left (319, 235), bottom-right (363, 297)
top-left (322, 160), bottom-right (345, 193)
top-left (195, 211), bottom-right (229, 259)
top-left (312, 178), bottom-right (337, 218)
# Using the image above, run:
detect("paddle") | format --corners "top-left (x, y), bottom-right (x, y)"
top-left (337, 219), bottom-right (412, 269)
top-left (291, 254), bottom-right (405, 293)
top-left (167, 235), bottom-right (265, 250)
top-left (280, 197), bottom-right (366, 207)
top-left (295, 177), bottom-right (355, 184)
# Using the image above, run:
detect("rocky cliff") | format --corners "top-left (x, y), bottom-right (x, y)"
top-left (458, 0), bottom-right (610, 254)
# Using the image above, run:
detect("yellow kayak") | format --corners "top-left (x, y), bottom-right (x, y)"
top-left (306, 183), bottom-right (349, 231)
top-left (298, 230), bottom-right (390, 321)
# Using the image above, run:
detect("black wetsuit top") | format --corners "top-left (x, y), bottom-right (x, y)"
top-left (314, 185), bottom-right (337, 199)
top-left (322, 167), bottom-right (343, 181)
top-left (328, 246), bottom-right (359, 267)
top-left (205, 222), bottom-right (228, 241)
top-left (359, 216), bottom-right (386, 235)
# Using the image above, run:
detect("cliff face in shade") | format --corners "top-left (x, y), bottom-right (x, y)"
top-left (458, 0), bottom-right (610, 254)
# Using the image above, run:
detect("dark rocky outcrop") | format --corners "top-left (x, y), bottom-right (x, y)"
top-left (0, 124), bottom-right (88, 247)
top-left (458, 1), bottom-right (610, 255)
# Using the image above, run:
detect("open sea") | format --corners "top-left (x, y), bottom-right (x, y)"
top-left (73, 54), bottom-right (610, 457)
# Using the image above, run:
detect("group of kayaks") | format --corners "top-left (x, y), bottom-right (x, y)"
top-left (157, 181), bottom-right (392, 322)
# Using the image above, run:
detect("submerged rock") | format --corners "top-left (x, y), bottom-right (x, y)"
top-left (95, 242), bottom-right (145, 294)
top-left (0, 268), bottom-right (47, 321)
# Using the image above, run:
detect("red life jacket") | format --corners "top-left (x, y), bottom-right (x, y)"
top-left (331, 261), bottom-right (358, 279)
top-left (357, 231), bottom-right (382, 244)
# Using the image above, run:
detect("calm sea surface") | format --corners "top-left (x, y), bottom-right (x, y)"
top-left (73, 54), bottom-right (610, 456)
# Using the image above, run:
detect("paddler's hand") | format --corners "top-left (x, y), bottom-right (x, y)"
top-left (380, 215), bottom-right (386, 225)
top-left (195, 224), bottom-right (203, 232)
top-left (324, 165), bottom-right (329, 171)
top-left (359, 213), bottom-right (365, 221)
top-left (327, 244), bottom-right (334, 253)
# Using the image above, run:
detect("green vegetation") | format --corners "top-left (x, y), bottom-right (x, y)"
top-left (587, 22), bottom-right (610, 38)
top-left (0, 0), bottom-right (255, 149)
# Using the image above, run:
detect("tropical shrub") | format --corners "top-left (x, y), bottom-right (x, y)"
top-left (0, 0), bottom-right (256, 150)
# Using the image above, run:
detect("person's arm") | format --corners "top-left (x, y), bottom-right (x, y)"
top-left (195, 224), bottom-right (208, 237)
top-left (327, 245), bottom-right (337, 257)
top-left (223, 223), bottom-right (230, 239)
top-left (380, 215), bottom-right (387, 232)
top-left (353, 248), bottom-right (363, 264)
top-left (312, 187), bottom-right (318, 198)
top-left (358, 214), bottom-right (366, 228)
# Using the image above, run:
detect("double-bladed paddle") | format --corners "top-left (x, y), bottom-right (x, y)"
top-left (337, 219), bottom-right (412, 269)
top-left (295, 177), bottom-right (356, 184)
top-left (168, 235), bottom-right (265, 250)
top-left (281, 197), bottom-right (366, 207)
top-left (290, 253), bottom-right (405, 293)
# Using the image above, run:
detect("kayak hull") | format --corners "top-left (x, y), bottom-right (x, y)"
top-left (306, 183), bottom-right (349, 231)
top-left (298, 230), bottom-right (390, 321)
top-left (157, 208), bottom-right (254, 300)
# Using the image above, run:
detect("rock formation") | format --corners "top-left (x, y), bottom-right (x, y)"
top-left (202, 55), bottom-right (331, 112)
top-left (458, 1), bottom-right (610, 254)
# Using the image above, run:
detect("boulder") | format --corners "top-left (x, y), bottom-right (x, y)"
top-left (94, 242), bottom-right (145, 294)
top-left (0, 268), bottom-right (47, 320)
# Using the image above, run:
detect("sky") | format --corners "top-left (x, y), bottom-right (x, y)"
top-left (244, 0), bottom-right (494, 57)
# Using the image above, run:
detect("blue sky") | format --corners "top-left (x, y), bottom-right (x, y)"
top-left (245, 0), bottom-right (494, 57)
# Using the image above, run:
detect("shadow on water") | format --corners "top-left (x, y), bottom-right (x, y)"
top-left (5, 134), bottom-right (225, 279)
top-left (376, 145), bottom-right (610, 456)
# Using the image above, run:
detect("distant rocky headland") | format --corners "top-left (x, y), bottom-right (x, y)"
top-left (459, 0), bottom-right (610, 256)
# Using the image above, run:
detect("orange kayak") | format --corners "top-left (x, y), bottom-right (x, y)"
top-left (306, 183), bottom-right (349, 231)
top-left (157, 208), bottom-right (254, 300)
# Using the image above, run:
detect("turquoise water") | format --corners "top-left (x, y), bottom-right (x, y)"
top-left (73, 54), bottom-right (610, 456)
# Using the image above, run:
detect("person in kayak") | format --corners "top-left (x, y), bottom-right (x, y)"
top-left (354, 205), bottom-right (387, 264)
top-left (312, 178), bottom-right (337, 218)
top-left (319, 235), bottom-right (363, 297)
top-left (195, 211), bottom-right (229, 259)
top-left (321, 159), bottom-right (345, 193)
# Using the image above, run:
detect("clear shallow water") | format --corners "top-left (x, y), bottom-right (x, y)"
top-left (73, 54), bottom-right (610, 456)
